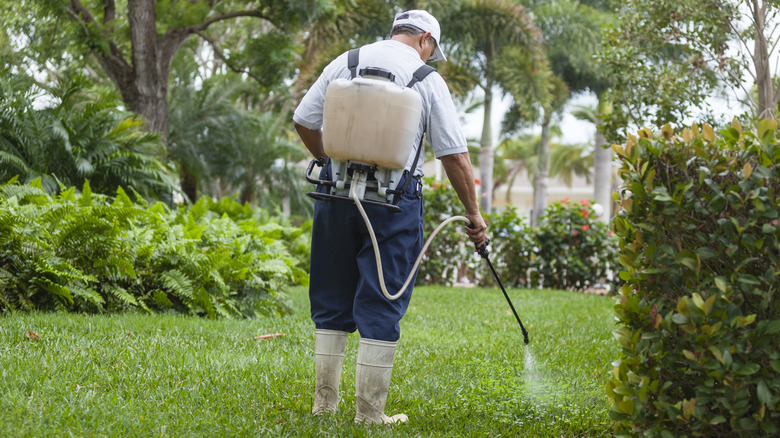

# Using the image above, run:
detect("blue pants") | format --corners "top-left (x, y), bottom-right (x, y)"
top-left (309, 165), bottom-right (424, 342)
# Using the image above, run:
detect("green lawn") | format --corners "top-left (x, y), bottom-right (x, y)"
top-left (0, 285), bottom-right (618, 437)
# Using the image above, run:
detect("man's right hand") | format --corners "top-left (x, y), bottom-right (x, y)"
top-left (464, 212), bottom-right (487, 248)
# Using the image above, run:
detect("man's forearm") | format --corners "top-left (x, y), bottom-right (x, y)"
top-left (440, 152), bottom-right (479, 215)
top-left (294, 121), bottom-right (327, 160)
top-left (440, 152), bottom-right (487, 246)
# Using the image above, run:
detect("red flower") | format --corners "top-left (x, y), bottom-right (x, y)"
top-left (580, 209), bottom-right (589, 218)
top-left (580, 199), bottom-right (591, 206)
top-left (474, 178), bottom-right (481, 185)
top-left (561, 197), bottom-right (570, 203)
top-left (581, 224), bottom-right (590, 231)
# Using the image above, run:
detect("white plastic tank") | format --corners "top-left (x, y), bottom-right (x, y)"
top-left (322, 77), bottom-right (422, 169)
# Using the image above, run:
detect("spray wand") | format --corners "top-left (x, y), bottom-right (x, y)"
top-left (471, 235), bottom-right (530, 345)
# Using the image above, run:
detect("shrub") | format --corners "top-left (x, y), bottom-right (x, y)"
top-left (533, 199), bottom-right (617, 290)
top-left (0, 178), bottom-right (308, 317)
top-left (607, 120), bottom-right (780, 436)
top-left (417, 178), bottom-right (470, 285)
top-left (0, 73), bottom-right (175, 199)
top-left (471, 206), bottom-right (536, 288)
top-left (419, 179), bottom-right (617, 290)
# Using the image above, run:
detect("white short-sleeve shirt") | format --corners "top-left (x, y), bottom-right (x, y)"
top-left (293, 40), bottom-right (468, 177)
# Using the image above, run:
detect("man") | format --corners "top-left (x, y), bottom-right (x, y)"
top-left (293, 9), bottom-right (487, 425)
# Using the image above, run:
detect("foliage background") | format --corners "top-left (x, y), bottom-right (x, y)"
top-left (0, 178), bottom-right (309, 317)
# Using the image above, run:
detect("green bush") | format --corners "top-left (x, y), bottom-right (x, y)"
top-left (533, 199), bottom-right (617, 290)
top-left (0, 73), bottom-right (175, 199)
top-left (0, 178), bottom-right (309, 317)
top-left (608, 120), bottom-right (780, 436)
top-left (418, 179), bottom-right (617, 290)
top-left (471, 206), bottom-right (536, 288)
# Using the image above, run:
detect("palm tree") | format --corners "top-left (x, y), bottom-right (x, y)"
top-left (571, 102), bottom-right (614, 218)
top-left (213, 111), bottom-right (310, 215)
top-left (440, 0), bottom-right (546, 213)
top-left (549, 141), bottom-right (593, 187)
top-left (167, 75), bottom-right (247, 202)
top-left (493, 133), bottom-right (537, 204)
top-left (495, 125), bottom-right (592, 209)
top-left (167, 73), bottom-right (311, 215)
top-left (520, 0), bottom-right (613, 225)
top-left (292, 0), bottom-right (394, 103)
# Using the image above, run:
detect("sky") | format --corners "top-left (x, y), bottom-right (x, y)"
top-left (460, 91), bottom-right (598, 146)
top-left (459, 86), bottom-right (746, 148)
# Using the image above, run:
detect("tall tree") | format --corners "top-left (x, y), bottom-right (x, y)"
top-left (291, 0), bottom-right (393, 103)
top-left (28, 0), bottom-right (324, 133)
top-left (601, 0), bottom-right (780, 138)
top-left (493, 127), bottom-right (592, 206)
top-left (530, 76), bottom-right (569, 226)
top-left (2, 0), bottom-right (327, 201)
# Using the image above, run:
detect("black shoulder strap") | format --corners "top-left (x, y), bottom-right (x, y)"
top-left (398, 64), bottom-right (437, 190)
top-left (348, 48), bottom-right (360, 79)
top-left (405, 64), bottom-right (437, 88)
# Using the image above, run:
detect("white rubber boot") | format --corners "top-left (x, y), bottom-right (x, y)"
top-left (354, 338), bottom-right (408, 425)
top-left (311, 329), bottom-right (348, 415)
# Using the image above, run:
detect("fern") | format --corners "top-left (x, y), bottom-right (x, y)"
top-left (103, 285), bottom-right (138, 308)
top-left (159, 269), bottom-right (196, 303)
top-left (1, 177), bottom-right (304, 317)
top-left (68, 282), bottom-right (105, 310)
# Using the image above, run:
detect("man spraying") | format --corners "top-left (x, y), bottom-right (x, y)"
top-left (293, 9), bottom-right (487, 425)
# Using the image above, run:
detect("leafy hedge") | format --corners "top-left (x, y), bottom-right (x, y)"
top-left (418, 178), bottom-right (617, 290)
top-left (0, 178), bottom-right (309, 317)
top-left (531, 199), bottom-right (617, 290)
top-left (608, 120), bottom-right (780, 436)
top-left (473, 199), bottom-right (617, 290)
top-left (417, 178), bottom-right (471, 285)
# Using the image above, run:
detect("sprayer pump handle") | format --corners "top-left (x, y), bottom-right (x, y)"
top-left (466, 222), bottom-right (490, 259)
top-left (475, 238), bottom-right (490, 259)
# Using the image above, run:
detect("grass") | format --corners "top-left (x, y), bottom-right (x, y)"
top-left (0, 285), bottom-right (618, 437)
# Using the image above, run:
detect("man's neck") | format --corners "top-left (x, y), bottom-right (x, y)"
top-left (390, 35), bottom-right (424, 61)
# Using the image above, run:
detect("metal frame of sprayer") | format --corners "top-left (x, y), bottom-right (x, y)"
top-left (305, 158), bottom-right (407, 213)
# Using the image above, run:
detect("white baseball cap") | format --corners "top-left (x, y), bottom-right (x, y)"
top-left (392, 10), bottom-right (447, 62)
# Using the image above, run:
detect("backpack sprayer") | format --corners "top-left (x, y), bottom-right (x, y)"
top-left (304, 60), bottom-right (529, 343)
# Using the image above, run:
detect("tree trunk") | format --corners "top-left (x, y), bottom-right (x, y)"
top-left (239, 185), bottom-right (253, 205)
top-left (531, 111), bottom-right (552, 227)
top-left (592, 95), bottom-right (613, 219)
top-left (180, 168), bottom-right (198, 203)
top-left (479, 70), bottom-right (495, 213)
top-left (753, 1), bottom-right (774, 119)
